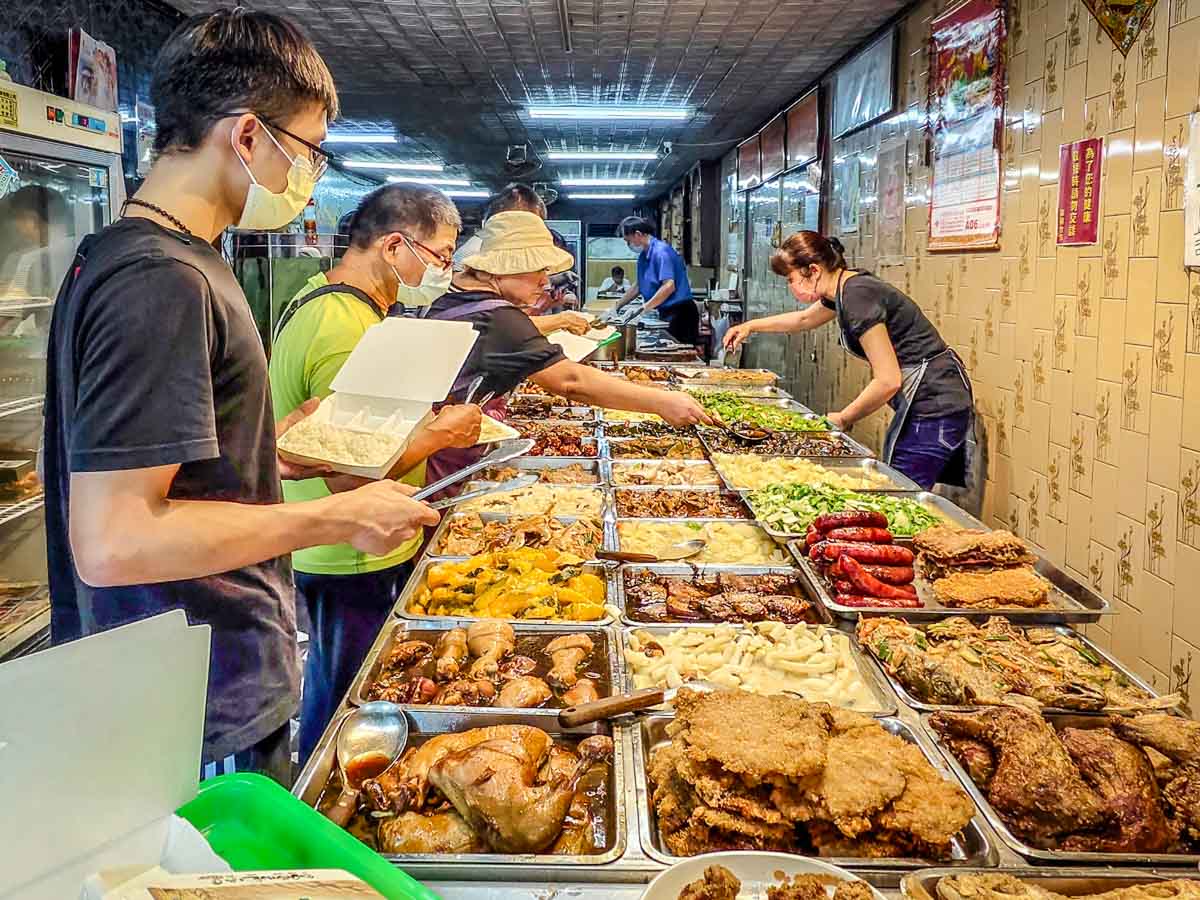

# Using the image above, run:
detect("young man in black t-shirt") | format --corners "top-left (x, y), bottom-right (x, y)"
top-left (43, 10), bottom-right (440, 783)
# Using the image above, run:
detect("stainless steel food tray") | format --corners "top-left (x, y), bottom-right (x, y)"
top-left (425, 511), bottom-right (609, 560)
top-left (685, 384), bottom-right (795, 400)
top-left (598, 420), bottom-right (700, 440)
top-left (605, 435), bottom-right (707, 461)
top-left (858, 622), bottom-right (1173, 716)
top-left (633, 714), bottom-right (995, 869)
top-left (612, 517), bottom-right (793, 567)
top-left (901, 868), bottom-right (1190, 900)
top-left (923, 712), bottom-right (1200, 866)
top-left (673, 365), bottom-right (780, 385)
top-left (479, 456), bottom-right (606, 486)
top-left (294, 708), bottom-right (627, 868)
top-left (619, 622), bottom-right (898, 716)
top-left (394, 556), bottom-right (617, 626)
top-left (709, 456), bottom-right (921, 496)
top-left (503, 403), bottom-right (599, 422)
top-left (608, 459), bottom-right (723, 487)
top-left (696, 425), bottom-right (875, 459)
top-left (752, 490), bottom-right (984, 542)
top-left (613, 563), bottom-right (827, 628)
top-left (451, 480), bottom-right (611, 519)
top-left (499, 426), bottom-right (603, 459)
top-left (612, 486), bottom-right (751, 519)
top-left (790, 540), bottom-right (1111, 624)
top-left (349, 619), bottom-right (619, 711)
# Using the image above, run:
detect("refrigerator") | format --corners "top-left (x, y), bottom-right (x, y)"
top-left (0, 80), bottom-right (125, 659)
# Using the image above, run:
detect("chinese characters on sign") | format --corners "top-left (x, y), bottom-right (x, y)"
top-left (1057, 137), bottom-right (1103, 245)
top-left (927, 0), bottom-right (1006, 251)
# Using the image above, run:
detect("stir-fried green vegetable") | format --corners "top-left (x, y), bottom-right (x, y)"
top-left (746, 483), bottom-right (943, 535)
top-left (692, 391), bottom-right (831, 432)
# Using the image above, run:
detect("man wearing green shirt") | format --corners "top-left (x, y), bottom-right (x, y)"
top-left (269, 183), bottom-right (480, 760)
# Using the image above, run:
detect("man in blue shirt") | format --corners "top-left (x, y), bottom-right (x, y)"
top-left (616, 215), bottom-right (700, 345)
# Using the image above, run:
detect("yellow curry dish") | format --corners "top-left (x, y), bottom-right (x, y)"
top-left (407, 547), bottom-right (607, 622)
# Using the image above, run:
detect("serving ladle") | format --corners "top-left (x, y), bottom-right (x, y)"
top-left (595, 539), bottom-right (707, 564)
top-left (559, 679), bottom-right (720, 727)
top-left (324, 701), bottom-right (408, 828)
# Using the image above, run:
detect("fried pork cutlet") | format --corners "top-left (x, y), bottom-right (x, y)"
top-left (931, 568), bottom-right (1051, 609)
top-left (933, 874), bottom-right (1200, 900)
top-left (678, 864), bottom-right (741, 900)
top-left (818, 726), bottom-right (909, 834)
top-left (670, 689), bottom-right (830, 781)
top-left (834, 881), bottom-right (877, 900)
top-left (766, 875), bottom-right (830, 900)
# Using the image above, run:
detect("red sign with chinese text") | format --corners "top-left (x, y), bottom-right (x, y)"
top-left (1057, 137), bottom-right (1103, 245)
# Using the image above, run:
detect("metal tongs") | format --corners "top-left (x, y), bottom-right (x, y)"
top-left (408, 438), bottom-right (536, 509)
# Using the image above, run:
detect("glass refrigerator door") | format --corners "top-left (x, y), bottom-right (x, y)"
top-left (0, 144), bottom-right (113, 658)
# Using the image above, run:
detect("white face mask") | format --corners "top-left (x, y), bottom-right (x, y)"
top-left (231, 122), bottom-right (319, 231)
top-left (392, 236), bottom-right (452, 307)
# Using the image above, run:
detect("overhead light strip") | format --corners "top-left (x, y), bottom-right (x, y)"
top-left (323, 133), bottom-right (397, 144)
top-left (528, 106), bottom-right (689, 120)
top-left (547, 151), bottom-right (658, 160)
top-left (386, 175), bottom-right (471, 186)
top-left (560, 177), bottom-right (645, 186)
top-left (343, 160), bottom-right (443, 172)
top-left (566, 193), bottom-right (637, 200)
top-left (443, 190), bottom-right (491, 198)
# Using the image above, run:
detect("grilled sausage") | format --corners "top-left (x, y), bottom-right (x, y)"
top-left (830, 559), bottom-right (915, 585)
top-left (805, 528), bottom-right (822, 547)
top-left (840, 555), bottom-right (919, 599)
top-left (824, 526), bottom-right (893, 544)
top-left (820, 542), bottom-right (915, 565)
top-left (813, 511), bottom-right (888, 533)
top-left (809, 540), bottom-right (830, 560)
top-left (835, 593), bottom-right (923, 609)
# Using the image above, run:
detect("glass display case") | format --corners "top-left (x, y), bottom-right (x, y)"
top-left (0, 82), bottom-right (125, 659)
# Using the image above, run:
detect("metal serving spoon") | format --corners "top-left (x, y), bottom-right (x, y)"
top-left (595, 539), bottom-right (707, 564)
top-left (324, 701), bottom-right (408, 828)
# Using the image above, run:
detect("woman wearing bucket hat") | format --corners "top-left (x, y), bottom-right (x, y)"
top-left (422, 210), bottom-right (712, 494)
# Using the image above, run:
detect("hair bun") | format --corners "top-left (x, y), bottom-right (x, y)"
top-left (827, 236), bottom-right (846, 255)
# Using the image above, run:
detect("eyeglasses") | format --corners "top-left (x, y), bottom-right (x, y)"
top-left (402, 234), bottom-right (454, 271)
top-left (220, 111), bottom-right (334, 178)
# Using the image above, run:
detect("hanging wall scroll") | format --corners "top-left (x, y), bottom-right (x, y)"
top-left (877, 136), bottom-right (908, 264)
top-left (1082, 0), bottom-right (1160, 55)
top-left (927, 0), bottom-right (1006, 251)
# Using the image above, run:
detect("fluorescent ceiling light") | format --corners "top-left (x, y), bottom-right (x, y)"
top-left (560, 177), bottom-right (645, 186)
top-left (386, 176), bottom-right (471, 186)
top-left (547, 150), bottom-right (658, 161)
top-left (567, 193), bottom-right (637, 200)
top-left (323, 132), bottom-right (397, 143)
top-left (343, 160), bottom-right (443, 171)
top-left (444, 190), bottom-right (490, 198)
top-left (528, 105), bottom-right (688, 120)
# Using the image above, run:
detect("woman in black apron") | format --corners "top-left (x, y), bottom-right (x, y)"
top-left (724, 231), bottom-right (974, 491)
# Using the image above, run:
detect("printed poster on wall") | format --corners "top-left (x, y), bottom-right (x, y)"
top-left (927, 0), bottom-right (1006, 252)
top-left (1056, 138), bottom-right (1103, 245)
top-left (876, 136), bottom-right (907, 264)
top-left (837, 155), bottom-right (861, 233)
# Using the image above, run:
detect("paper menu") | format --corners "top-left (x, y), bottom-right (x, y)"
top-left (0, 610), bottom-right (210, 900)
top-left (545, 329), bottom-right (614, 363)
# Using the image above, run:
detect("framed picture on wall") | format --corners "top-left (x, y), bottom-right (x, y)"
top-left (786, 90), bottom-right (819, 170)
top-left (737, 135), bottom-right (761, 192)
top-left (760, 115), bottom-right (786, 183)
top-left (832, 28), bottom-right (897, 138)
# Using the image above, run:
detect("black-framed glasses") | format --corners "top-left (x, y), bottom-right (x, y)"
top-left (220, 110), bottom-right (335, 174)
top-left (402, 234), bottom-right (454, 271)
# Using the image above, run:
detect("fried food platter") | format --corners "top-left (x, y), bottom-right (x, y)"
top-left (902, 869), bottom-right (1200, 900)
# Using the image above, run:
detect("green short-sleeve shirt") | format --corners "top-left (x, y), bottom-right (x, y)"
top-left (268, 272), bottom-right (425, 574)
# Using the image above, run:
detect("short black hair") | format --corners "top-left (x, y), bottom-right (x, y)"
top-left (348, 183), bottom-right (462, 250)
top-left (621, 215), bottom-right (655, 237)
top-left (151, 9), bottom-right (338, 153)
top-left (485, 183), bottom-right (546, 221)
top-left (611, 265), bottom-right (625, 277)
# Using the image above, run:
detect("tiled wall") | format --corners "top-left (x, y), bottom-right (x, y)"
top-left (1, 0), bottom-right (183, 192)
top-left (787, 0), bottom-right (1200, 712)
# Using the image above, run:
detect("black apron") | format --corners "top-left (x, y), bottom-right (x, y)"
top-left (833, 274), bottom-right (974, 486)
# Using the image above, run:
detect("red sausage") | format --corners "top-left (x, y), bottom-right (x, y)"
top-left (814, 511), bottom-right (888, 533)
top-left (809, 540), bottom-right (829, 560)
top-left (821, 542), bottom-right (915, 565)
top-left (841, 555), bottom-right (919, 599)
top-left (805, 529), bottom-right (822, 547)
top-left (834, 579), bottom-right (855, 594)
top-left (829, 558), bottom-right (914, 584)
top-left (835, 593), bottom-right (923, 609)
top-left (824, 527), bottom-right (893, 544)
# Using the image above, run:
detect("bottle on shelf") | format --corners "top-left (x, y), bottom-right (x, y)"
top-left (303, 198), bottom-right (318, 246)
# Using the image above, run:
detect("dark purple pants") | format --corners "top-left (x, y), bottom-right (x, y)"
top-left (295, 562), bottom-right (414, 764)
top-left (889, 410), bottom-right (971, 491)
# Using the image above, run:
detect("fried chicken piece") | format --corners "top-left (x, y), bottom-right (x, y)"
top-left (679, 865), bottom-right (742, 900)
top-left (1058, 727), bottom-right (1175, 853)
top-left (1162, 768), bottom-right (1200, 843)
top-left (766, 875), bottom-right (829, 900)
top-left (1113, 715), bottom-right (1200, 764)
top-left (834, 882), bottom-right (876, 900)
top-left (930, 709), bottom-right (1107, 846)
top-left (943, 738), bottom-right (995, 788)
top-left (931, 568), bottom-right (1051, 609)
top-left (671, 689), bottom-right (830, 781)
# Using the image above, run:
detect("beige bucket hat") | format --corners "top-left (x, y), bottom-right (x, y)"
top-left (459, 210), bottom-right (575, 276)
